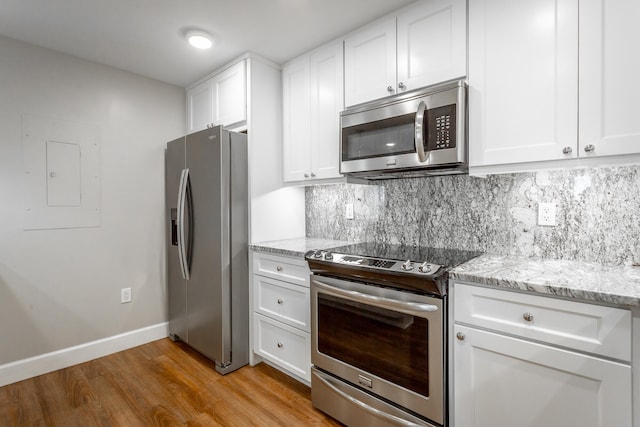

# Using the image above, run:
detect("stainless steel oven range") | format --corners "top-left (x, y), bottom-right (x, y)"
top-left (306, 243), bottom-right (481, 427)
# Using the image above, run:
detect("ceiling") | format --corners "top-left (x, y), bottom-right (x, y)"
top-left (0, 0), bottom-right (415, 87)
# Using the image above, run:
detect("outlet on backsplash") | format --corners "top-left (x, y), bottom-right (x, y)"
top-left (538, 203), bottom-right (556, 226)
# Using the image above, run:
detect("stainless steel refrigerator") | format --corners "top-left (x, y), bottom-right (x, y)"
top-left (165, 125), bottom-right (249, 375)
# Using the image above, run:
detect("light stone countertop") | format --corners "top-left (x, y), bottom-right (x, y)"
top-left (249, 237), bottom-right (353, 258)
top-left (450, 254), bottom-right (640, 307)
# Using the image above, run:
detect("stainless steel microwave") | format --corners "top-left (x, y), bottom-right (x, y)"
top-left (340, 80), bottom-right (467, 179)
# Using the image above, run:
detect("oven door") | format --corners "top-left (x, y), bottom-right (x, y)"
top-left (311, 275), bottom-right (444, 425)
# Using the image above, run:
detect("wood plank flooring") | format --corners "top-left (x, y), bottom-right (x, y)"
top-left (0, 338), bottom-right (343, 426)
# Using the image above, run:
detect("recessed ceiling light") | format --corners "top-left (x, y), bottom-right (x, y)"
top-left (186, 30), bottom-right (214, 49)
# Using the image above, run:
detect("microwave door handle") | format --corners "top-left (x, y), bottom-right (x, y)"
top-left (414, 101), bottom-right (429, 163)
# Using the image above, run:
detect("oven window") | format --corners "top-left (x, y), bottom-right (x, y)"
top-left (342, 113), bottom-right (419, 161)
top-left (317, 293), bottom-right (429, 397)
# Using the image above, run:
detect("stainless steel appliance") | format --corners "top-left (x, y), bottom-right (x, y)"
top-left (340, 80), bottom-right (467, 179)
top-left (165, 125), bottom-right (249, 375)
top-left (306, 243), bottom-right (481, 427)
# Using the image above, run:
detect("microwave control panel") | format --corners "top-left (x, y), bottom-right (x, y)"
top-left (426, 104), bottom-right (457, 151)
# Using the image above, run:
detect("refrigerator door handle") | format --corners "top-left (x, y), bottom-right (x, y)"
top-left (177, 168), bottom-right (191, 280)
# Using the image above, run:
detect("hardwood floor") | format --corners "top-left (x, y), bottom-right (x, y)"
top-left (0, 339), bottom-right (343, 426)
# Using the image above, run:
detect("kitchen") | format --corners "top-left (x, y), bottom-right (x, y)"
top-left (1, 0), bottom-right (639, 426)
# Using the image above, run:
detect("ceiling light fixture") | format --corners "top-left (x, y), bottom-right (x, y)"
top-left (186, 30), bottom-right (214, 49)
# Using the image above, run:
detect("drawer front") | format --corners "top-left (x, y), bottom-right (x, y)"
top-left (253, 313), bottom-right (311, 381)
top-left (252, 252), bottom-right (309, 287)
top-left (453, 282), bottom-right (632, 361)
top-left (254, 276), bottom-right (310, 331)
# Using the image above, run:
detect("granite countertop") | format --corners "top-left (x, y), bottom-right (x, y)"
top-left (450, 254), bottom-right (640, 307)
top-left (249, 237), bottom-right (353, 258)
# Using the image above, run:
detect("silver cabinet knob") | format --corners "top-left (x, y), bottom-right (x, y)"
top-left (277, 298), bottom-right (283, 304)
top-left (310, 172), bottom-right (316, 177)
top-left (523, 312), bottom-right (534, 322)
top-left (398, 82), bottom-right (406, 90)
top-left (387, 85), bottom-right (394, 92)
top-left (456, 332), bottom-right (465, 341)
top-left (276, 266), bottom-right (283, 272)
top-left (562, 146), bottom-right (572, 154)
top-left (584, 144), bottom-right (595, 153)
top-left (304, 173), bottom-right (309, 178)
top-left (277, 342), bottom-right (284, 348)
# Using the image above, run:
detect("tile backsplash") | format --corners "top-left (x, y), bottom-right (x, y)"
top-left (305, 166), bottom-right (640, 265)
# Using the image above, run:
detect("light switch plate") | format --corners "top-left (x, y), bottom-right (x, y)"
top-left (346, 203), bottom-right (354, 220)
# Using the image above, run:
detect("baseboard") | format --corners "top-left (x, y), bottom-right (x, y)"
top-left (0, 322), bottom-right (168, 387)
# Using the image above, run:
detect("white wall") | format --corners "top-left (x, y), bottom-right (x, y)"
top-left (0, 36), bottom-right (184, 368)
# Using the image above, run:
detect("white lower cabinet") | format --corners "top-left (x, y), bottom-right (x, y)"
top-left (253, 313), bottom-right (311, 381)
top-left (452, 283), bottom-right (632, 427)
top-left (251, 251), bottom-right (311, 382)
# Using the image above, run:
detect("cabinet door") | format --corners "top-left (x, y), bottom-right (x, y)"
top-left (468, 0), bottom-right (579, 167)
top-left (186, 80), bottom-right (213, 134)
top-left (579, 0), bottom-right (640, 157)
top-left (213, 61), bottom-right (246, 127)
top-left (453, 325), bottom-right (632, 427)
top-left (344, 17), bottom-right (396, 107)
top-left (282, 56), bottom-right (311, 182)
top-left (309, 41), bottom-right (343, 180)
top-left (397, 0), bottom-right (467, 92)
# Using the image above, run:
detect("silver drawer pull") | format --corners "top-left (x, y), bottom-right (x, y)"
top-left (456, 332), bottom-right (465, 341)
top-left (277, 298), bottom-right (283, 304)
top-left (584, 144), bottom-right (595, 153)
top-left (277, 342), bottom-right (284, 349)
top-left (523, 312), bottom-right (534, 322)
top-left (276, 266), bottom-right (283, 272)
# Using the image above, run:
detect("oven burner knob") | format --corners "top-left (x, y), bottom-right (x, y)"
top-left (313, 250), bottom-right (323, 258)
top-left (418, 262), bottom-right (431, 273)
top-left (401, 260), bottom-right (414, 271)
top-left (324, 251), bottom-right (334, 260)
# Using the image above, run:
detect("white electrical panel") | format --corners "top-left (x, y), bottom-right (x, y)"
top-left (22, 114), bottom-right (101, 230)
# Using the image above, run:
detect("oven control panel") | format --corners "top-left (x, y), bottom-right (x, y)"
top-left (305, 250), bottom-right (442, 277)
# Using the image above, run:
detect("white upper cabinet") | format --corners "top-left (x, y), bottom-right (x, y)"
top-left (344, 0), bottom-right (467, 107)
top-left (186, 60), bottom-right (246, 133)
top-left (469, 0), bottom-right (640, 172)
top-left (187, 81), bottom-right (213, 134)
top-left (344, 16), bottom-right (397, 107)
top-left (309, 42), bottom-right (344, 180)
top-left (579, 0), bottom-right (640, 158)
top-left (397, 0), bottom-right (467, 93)
top-left (282, 56), bottom-right (311, 182)
top-left (468, 0), bottom-right (579, 168)
top-left (283, 40), bottom-right (343, 183)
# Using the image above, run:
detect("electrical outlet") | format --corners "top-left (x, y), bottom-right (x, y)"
top-left (346, 203), bottom-right (354, 220)
top-left (121, 288), bottom-right (132, 304)
top-left (538, 203), bottom-right (556, 226)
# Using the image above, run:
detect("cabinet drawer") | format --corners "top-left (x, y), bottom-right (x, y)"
top-left (254, 276), bottom-right (310, 332)
top-left (253, 313), bottom-right (311, 381)
top-left (453, 283), bottom-right (631, 361)
top-left (252, 252), bottom-right (310, 287)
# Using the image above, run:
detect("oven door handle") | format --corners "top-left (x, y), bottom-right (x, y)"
top-left (313, 369), bottom-right (429, 427)
top-left (313, 279), bottom-right (438, 317)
